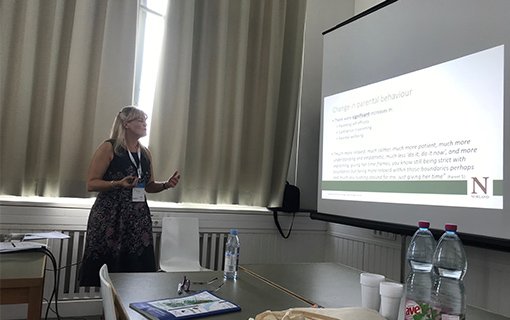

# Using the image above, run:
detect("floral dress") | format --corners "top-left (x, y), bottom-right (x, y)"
top-left (79, 140), bottom-right (156, 287)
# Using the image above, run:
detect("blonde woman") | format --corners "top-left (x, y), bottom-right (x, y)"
top-left (79, 106), bottom-right (180, 287)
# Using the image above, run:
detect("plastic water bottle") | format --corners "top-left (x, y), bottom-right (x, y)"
top-left (404, 221), bottom-right (437, 320)
top-left (432, 224), bottom-right (467, 320)
top-left (224, 229), bottom-right (240, 280)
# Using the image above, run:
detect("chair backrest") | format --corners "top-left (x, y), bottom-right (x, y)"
top-left (99, 264), bottom-right (117, 320)
top-left (159, 216), bottom-right (206, 271)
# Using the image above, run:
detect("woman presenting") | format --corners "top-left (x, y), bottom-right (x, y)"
top-left (79, 106), bottom-right (180, 287)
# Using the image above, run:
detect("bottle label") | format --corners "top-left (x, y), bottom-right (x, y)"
top-left (224, 255), bottom-right (237, 272)
top-left (405, 299), bottom-right (437, 320)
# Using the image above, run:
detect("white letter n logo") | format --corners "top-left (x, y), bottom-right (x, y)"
top-left (471, 177), bottom-right (489, 194)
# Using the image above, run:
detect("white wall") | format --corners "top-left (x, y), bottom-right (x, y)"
top-left (354, 0), bottom-right (384, 14)
top-left (294, 0), bottom-right (387, 210)
top-left (293, 0), bottom-right (355, 210)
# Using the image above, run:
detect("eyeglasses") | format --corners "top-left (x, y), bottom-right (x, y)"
top-left (177, 275), bottom-right (225, 295)
top-left (128, 117), bottom-right (146, 123)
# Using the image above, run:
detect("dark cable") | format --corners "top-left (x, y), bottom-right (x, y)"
top-left (40, 247), bottom-right (61, 320)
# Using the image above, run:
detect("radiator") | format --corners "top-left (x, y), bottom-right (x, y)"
top-left (42, 229), bottom-right (228, 301)
top-left (326, 230), bottom-right (403, 282)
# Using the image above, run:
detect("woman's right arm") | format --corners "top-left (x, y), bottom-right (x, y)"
top-left (87, 142), bottom-right (138, 192)
top-left (87, 142), bottom-right (116, 192)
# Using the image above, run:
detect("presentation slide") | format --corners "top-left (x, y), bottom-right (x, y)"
top-left (321, 45), bottom-right (504, 209)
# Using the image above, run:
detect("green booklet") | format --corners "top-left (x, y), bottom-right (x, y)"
top-left (129, 290), bottom-right (241, 320)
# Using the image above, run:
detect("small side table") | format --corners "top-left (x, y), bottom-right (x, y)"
top-left (0, 250), bottom-right (47, 320)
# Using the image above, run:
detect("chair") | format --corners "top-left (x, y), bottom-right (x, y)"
top-left (159, 217), bottom-right (210, 272)
top-left (99, 264), bottom-right (117, 320)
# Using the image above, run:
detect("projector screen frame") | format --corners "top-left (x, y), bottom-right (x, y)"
top-left (322, 0), bottom-right (398, 36)
top-left (315, 0), bottom-right (510, 251)
top-left (310, 211), bottom-right (510, 253)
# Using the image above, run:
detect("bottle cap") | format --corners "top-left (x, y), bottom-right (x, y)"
top-left (445, 223), bottom-right (457, 232)
top-left (229, 229), bottom-right (238, 235)
top-left (418, 221), bottom-right (430, 228)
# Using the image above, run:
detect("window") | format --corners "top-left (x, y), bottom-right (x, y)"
top-left (134, 0), bottom-right (169, 146)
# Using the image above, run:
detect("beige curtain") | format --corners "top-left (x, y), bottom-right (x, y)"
top-left (0, 0), bottom-right (137, 197)
top-left (148, 0), bottom-right (306, 207)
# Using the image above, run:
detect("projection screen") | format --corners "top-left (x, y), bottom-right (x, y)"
top-left (315, 0), bottom-right (510, 249)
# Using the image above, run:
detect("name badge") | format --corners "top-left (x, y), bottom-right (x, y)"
top-left (132, 182), bottom-right (145, 202)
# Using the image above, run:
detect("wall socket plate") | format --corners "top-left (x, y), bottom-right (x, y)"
top-left (373, 230), bottom-right (397, 241)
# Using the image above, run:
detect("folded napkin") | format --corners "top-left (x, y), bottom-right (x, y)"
top-left (254, 307), bottom-right (386, 320)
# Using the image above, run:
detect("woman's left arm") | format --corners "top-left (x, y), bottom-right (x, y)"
top-left (144, 148), bottom-right (181, 193)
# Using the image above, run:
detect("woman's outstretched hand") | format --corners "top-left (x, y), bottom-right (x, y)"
top-left (165, 171), bottom-right (181, 188)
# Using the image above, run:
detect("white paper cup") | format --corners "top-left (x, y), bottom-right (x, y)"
top-left (379, 281), bottom-right (404, 320)
top-left (360, 273), bottom-right (385, 311)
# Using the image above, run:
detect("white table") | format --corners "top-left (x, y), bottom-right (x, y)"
top-left (241, 262), bottom-right (510, 320)
top-left (110, 269), bottom-right (310, 319)
top-left (0, 250), bottom-right (46, 320)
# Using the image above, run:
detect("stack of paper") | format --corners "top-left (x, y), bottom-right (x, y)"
top-left (130, 290), bottom-right (241, 319)
top-left (0, 241), bottom-right (47, 253)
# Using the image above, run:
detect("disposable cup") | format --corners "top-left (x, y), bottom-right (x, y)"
top-left (379, 281), bottom-right (404, 320)
top-left (360, 272), bottom-right (385, 311)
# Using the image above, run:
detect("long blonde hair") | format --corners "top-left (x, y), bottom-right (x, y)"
top-left (110, 105), bottom-right (148, 156)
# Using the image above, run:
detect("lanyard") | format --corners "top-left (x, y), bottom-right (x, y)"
top-left (128, 147), bottom-right (142, 179)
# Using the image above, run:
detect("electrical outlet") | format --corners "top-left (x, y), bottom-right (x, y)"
top-left (373, 230), bottom-right (397, 240)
